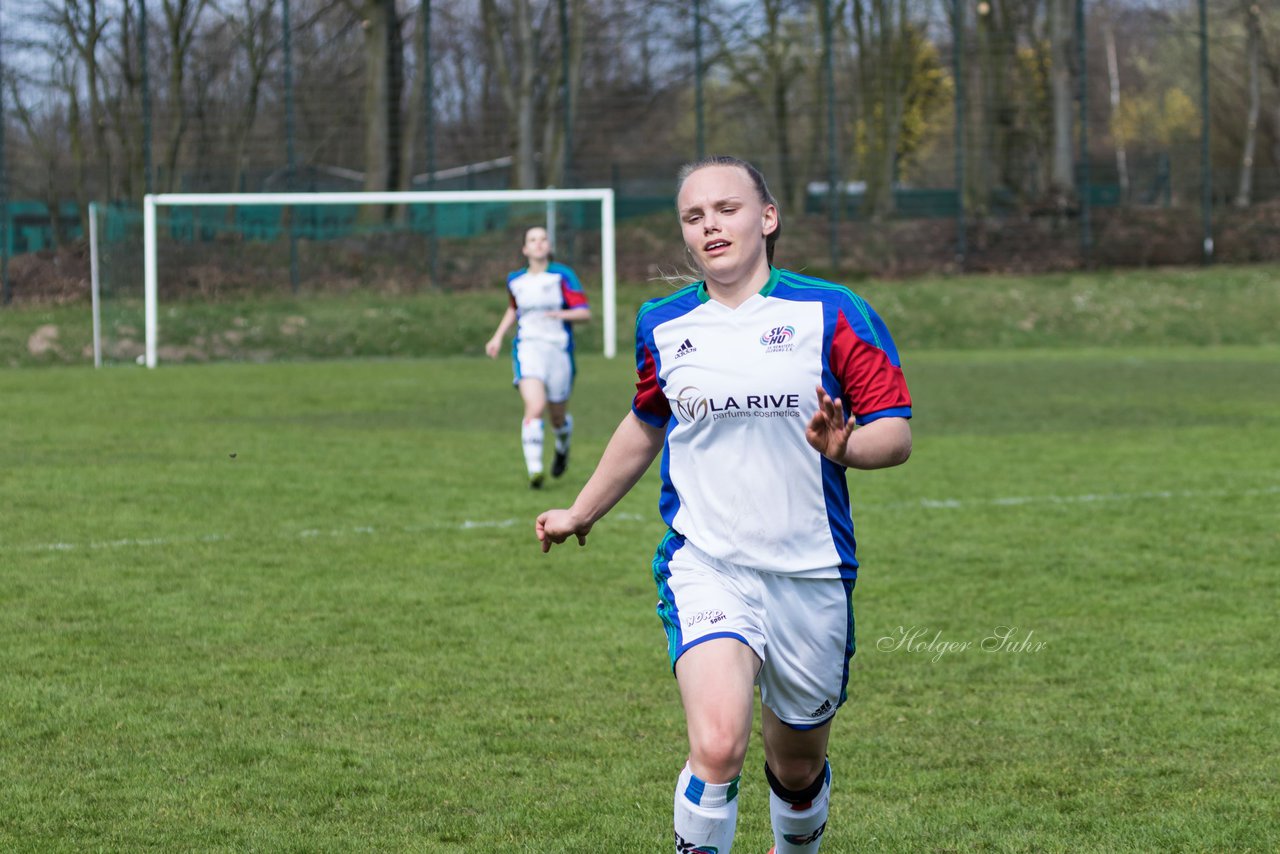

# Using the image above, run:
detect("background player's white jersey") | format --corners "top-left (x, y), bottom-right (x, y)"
top-left (507, 262), bottom-right (589, 351)
top-left (632, 268), bottom-right (912, 578)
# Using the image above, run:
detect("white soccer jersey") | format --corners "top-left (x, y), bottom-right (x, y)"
top-left (507, 262), bottom-right (589, 351)
top-left (632, 268), bottom-right (912, 578)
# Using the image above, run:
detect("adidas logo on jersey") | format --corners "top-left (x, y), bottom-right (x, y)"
top-left (674, 338), bottom-right (697, 359)
top-left (810, 699), bottom-right (833, 718)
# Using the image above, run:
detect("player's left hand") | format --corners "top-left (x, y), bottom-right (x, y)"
top-left (805, 385), bottom-right (856, 466)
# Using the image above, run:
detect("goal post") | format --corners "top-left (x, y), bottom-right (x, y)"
top-left (141, 188), bottom-right (618, 368)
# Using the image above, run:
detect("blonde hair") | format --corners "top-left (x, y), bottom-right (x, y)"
top-left (676, 156), bottom-right (781, 265)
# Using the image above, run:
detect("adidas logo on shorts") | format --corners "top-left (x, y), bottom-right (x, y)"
top-left (675, 338), bottom-right (697, 359)
top-left (810, 699), bottom-right (833, 718)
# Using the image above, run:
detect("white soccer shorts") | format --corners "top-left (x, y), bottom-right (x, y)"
top-left (653, 534), bottom-right (855, 729)
top-left (513, 339), bottom-right (575, 403)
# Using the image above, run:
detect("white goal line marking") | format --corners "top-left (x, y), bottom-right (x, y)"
top-left (6, 486), bottom-right (1277, 556)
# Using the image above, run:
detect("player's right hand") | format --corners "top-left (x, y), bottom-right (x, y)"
top-left (805, 384), bottom-right (856, 466)
top-left (536, 509), bottom-right (591, 553)
top-left (484, 338), bottom-right (501, 358)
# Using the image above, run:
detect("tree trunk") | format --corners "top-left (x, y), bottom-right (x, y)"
top-left (399, 1), bottom-right (426, 195)
top-left (1260, 22), bottom-right (1280, 185)
top-left (1234, 2), bottom-right (1260, 208)
top-left (386, 1), bottom-right (405, 192)
top-left (1048, 0), bottom-right (1074, 199)
top-left (360, 0), bottom-right (394, 199)
top-left (972, 0), bottom-right (1022, 211)
top-left (1102, 9), bottom-right (1128, 202)
top-left (482, 0), bottom-right (540, 188)
top-left (772, 49), bottom-right (795, 212)
top-left (68, 78), bottom-right (91, 234)
top-left (84, 0), bottom-right (114, 201)
top-left (853, 0), bottom-right (910, 219)
top-left (974, 4), bottom-right (993, 213)
top-left (539, 0), bottom-right (584, 189)
top-left (513, 2), bottom-right (538, 189)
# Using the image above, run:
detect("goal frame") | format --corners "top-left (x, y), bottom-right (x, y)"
top-left (141, 188), bottom-right (617, 368)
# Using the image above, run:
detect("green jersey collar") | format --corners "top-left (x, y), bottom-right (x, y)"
top-left (696, 266), bottom-right (781, 303)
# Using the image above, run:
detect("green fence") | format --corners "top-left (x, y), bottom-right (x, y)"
top-left (6, 184), bottom-right (1135, 256)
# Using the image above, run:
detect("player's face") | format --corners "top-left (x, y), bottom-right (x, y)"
top-left (678, 165), bottom-right (778, 288)
top-left (522, 228), bottom-right (552, 263)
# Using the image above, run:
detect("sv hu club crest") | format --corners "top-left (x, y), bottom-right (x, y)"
top-left (760, 325), bottom-right (796, 347)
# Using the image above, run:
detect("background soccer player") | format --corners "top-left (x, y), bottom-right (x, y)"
top-left (537, 156), bottom-right (913, 853)
top-left (485, 226), bottom-right (591, 488)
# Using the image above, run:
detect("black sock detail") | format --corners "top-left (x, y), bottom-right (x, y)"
top-left (764, 760), bottom-right (827, 805)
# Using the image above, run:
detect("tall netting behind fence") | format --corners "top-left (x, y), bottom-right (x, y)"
top-left (3, 0), bottom-right (1280, 332)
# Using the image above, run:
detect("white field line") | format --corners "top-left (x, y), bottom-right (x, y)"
top-left (5, 487), bottom-right (1277, 556)
top-left (883, 484), bottom-right (1280, 511)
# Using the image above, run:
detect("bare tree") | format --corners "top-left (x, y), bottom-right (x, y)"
top-left (853, 0), bottom-right (931, 218)
top-left (42, 0), bottom-right (114, 207)
top-left (288, 0), bottom-right (365, 173)
top-left (7, 72), bottom-right (75, 247)
top-left (159, 0), bottom-right (213, 192)
top-left (967, 0), bottom-right (1049, 210)
top-left (432, 4), bottom-right (505, 169)
top-left (704, 0), bottom-right (815, 210)
top-left (100, 0), bottom-right (145, 199)
top-left (212, 0), bottom-right (280, 193)
top-left (481, 0), bottom-right (546, 188)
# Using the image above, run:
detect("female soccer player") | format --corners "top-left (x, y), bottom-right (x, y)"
top-left (536, 156), bottom-right (913, 853)
top-left (485, 225), bottom-right (591, 488)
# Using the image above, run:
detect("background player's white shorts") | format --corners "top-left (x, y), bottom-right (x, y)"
top-left (653, 534), bottom-right (855, 729)
top-left (513, 339), bottom-right (575, 403)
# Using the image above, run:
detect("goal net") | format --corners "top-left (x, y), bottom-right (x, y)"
top-left (91, 189), bottom-right (617, 367)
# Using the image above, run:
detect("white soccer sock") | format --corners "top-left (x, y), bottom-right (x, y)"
top-left (768, 761), bottom-right (831, 854)
top-left (553, 414), bottom-right (573, 454)
top-left (674, 762), bottom-right (740, 854)
top-left (521, 418), bottom-right (544, 476)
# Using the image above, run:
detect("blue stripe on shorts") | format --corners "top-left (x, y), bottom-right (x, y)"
top-left (651, 529), bottom-right (685, 670)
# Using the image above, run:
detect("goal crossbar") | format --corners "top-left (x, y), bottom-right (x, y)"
top-left (142, 189), bottom-right (617, 368)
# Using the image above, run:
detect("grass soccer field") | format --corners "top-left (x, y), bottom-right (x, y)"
top-left (3, 310), bottom-right (1279, 848)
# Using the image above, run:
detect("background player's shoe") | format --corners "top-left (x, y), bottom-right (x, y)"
top-left (551, 448), bottom-right (569, 478)
top-left (529, 473), bottom-right (545, 489)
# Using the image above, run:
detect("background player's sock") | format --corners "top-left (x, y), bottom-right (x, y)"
top-left (767, 761), bottom-right (830, 854)
top-left (673, 762), bottom-right (739, 853)
top-left (553, 414), bottom-right (573, 454)
top-left (521, 418), bottom-right (544, 478)
top-left (551, 415), bottom-right (573, 477)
